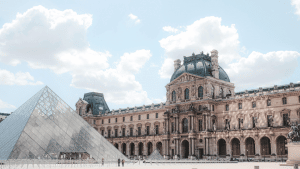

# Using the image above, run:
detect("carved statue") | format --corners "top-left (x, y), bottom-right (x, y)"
top-left (189, 103), bottom-right (194, 111)
top-left (191, 85), bottom-right (196, 97)
top-left (288, 124), bottom-right (300, 142)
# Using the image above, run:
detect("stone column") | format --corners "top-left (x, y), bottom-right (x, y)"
top-left (189, 138), bottom-right (192, 156)
top-left (127, 143), bottom-right (130, 156)
top-left (166, 140), bottom-right (169, 156)
top-left (192, 139), bottom-right (195, 155)
top-left (135, 143), bottom-right (138, 156)
top-left (143, 142), bottom-right (147, 156)
top-left (240, 140), bottom-right (245, 156)
top-left (166, 118), bottom-right (169, 133)
top-left (191, 116), bottom-right (194, 131)
top-left (255, 138), bottom-right (260, 156)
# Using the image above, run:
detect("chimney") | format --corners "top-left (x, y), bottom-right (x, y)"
top-left (174, 59), bottom-right (181, 72)
top-left (210, 49), bottom-right (219, 79)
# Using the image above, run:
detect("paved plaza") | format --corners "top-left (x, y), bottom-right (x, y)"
top-left (0, 162), bottom-right (296, 169)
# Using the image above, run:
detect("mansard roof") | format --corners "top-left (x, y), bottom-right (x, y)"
top-left (170, 52), bottom-right (230, 83)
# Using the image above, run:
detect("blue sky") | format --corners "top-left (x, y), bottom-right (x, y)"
top-left (1, 0), bottom-right (300, 113)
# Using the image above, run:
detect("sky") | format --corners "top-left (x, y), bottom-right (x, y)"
top-left (0, 0), bottom-right (300, 113)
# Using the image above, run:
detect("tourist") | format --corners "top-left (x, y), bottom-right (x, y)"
top-left (122, 159), bottom-right (125, 167)
top-left (102, 158), bottom-right (104, 166)
top-left (118, 158), bottom-right (120, 167)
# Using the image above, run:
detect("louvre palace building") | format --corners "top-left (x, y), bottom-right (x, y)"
top-left (76, 50), bottom-right (300, 160)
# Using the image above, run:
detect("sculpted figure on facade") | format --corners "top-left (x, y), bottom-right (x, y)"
top-left (191, 85), bottom-right (196, 97)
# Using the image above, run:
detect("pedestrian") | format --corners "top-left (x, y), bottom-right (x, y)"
top-left (102, 158), bottom-right (104, 166)
top-left (118, 158), bottom-right (120, 167)
top-left (122, 159), bottom-right (125, 167)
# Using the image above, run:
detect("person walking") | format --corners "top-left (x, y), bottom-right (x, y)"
top-left (118, 158), bottom-right (120, 167)
top-left (102, 158), bottom-right (104, 166)
top-left (122, 159), bottom-right (125, 167)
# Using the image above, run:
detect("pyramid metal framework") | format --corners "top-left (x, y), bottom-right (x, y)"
top-left (0, 86), bottom-right (127, 162)
top-left (147, 149), bottom-right (164, 160)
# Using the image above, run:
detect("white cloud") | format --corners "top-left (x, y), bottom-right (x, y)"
top-left (292, 0), bottom-right (300, 16)
top-left (0, 99), bottom-right (16, 110)
top-left (159, 16), bottom-right (240, 78)
top-left (128, 13), bottom-right (140, 24)
top-left (163, 26), bottom-right (179, 33)
top-left (159, 16), bottom-right (300, 92)
top-left (0, 69), bottom-right (43, 85)
top-left (226, 51), bottom-right (300, 91)
top-left (0, 6), bottom-right (155, 105)
top-left (71, 49), bottom-right (153, 105)
top-left (0, 5), bottom-right (109, 74)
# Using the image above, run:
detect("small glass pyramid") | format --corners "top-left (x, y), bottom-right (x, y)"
top-left (0, 86), bottom-right (127, 162)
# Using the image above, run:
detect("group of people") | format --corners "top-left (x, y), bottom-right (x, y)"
top-left (101, 158), bottom-right (125, 167)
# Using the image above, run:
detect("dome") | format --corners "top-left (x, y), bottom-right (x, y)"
top-left (170, 53), bottom-right (230, 82)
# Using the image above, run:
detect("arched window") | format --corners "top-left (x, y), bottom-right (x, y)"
top-left (198, 86), bottom-right (203, 98)
top-left (182, 118), bottom-right (188, 133)
top-left (211, 86), bottom-right (215, 99)
top-left (282, 97), bottom-right (287, 105)
top-left (220, 88), bottom-right (223, 98)
top-left (172, 91), bottom-right (176, 102)
top-left (79, 107), bottom-right (82, 115)
top-left (185, 88), bottom-right (189, 100)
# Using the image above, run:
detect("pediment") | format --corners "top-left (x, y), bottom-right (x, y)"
top-left (168, 72), bottom-right (204, 86)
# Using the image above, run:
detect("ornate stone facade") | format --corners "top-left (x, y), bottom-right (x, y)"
top-left (76, 50), bottom-right (300, 160)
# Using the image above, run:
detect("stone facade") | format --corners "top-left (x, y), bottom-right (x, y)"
top-left (76, 50), bottom-right (300, 160)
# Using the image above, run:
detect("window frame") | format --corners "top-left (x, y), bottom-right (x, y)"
top-left (238, 103), bottom-right (242, 109)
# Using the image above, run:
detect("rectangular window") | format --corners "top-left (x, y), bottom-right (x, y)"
top-left (122, 128), bottom-right (125, 137)
top-left (199, 120), bottom-right (203, 131)
top-left (225, 104), bottom-right (229, 111)
top-left (171, 122), bottom-right (175, 133)
top-left (147, 114), bottom-right (149, 119)
top-left (156, 113), bottom-right (158, 118)
top-left (101, 130), bottom-right (104, 136)
top-left (238, 118), bottom-right (241, 129)
top-left (102, 119), bottom-right (103, 124)
top-left (267, 99), bottom-right (271, 106)
top-left (252, 117), bottom-right (256, 128)
top-left (115, 129), bottom-right (118, 137)
top-left (283, 114), bottom-right (289, 127)
top-left (93, 119), bottom-right (96, 125)
top-left (138, 127), bottom-right (141, 136)
top-left (123, 117), bottom-right (125, 122)
top-left (108, 119), bottom-right (110, 123)
top-left (155, 125), bottom-right (159, 135)
top-left (130, 128), bottom-right (133, 136)
top-left (146, 126), bottom-right (150, 135)
top-left (108, 129), bottom-right (111, 138)
top-left (115, 118), bottom-right (117, 123)
top-left (252, 102), bottom-right (256, 108)
top-left (238, 103), bottom-right (242, 109)
top-left (225, 119), bottom-right (230, 130)
top-left (282, 97), bottom-right (287, 105)
top-left (299, 96), bottom-right (300, 103)
top-left (130, 116), bottom-right (133, 121)
top-left (138, 115), bottom-right (141, 120)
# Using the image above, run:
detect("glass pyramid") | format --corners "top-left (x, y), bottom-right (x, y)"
top-left (0, 86), bottom-right (127, 162)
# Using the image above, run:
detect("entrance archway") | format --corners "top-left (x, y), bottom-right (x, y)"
top-left (277, 136), bottom-right (287, 155)
top-left (130, 143), bottom-right (135, 156)
top-left (246, 137), bottom-right (255, 156)
top-left (181, 140), bottom-right (189, 158)
top-left (218, 139), bottom-right (226, 156)
top-left (261, 137), bottom-right (271, 156)
top-left (138, 142), bottom-right (143, 156)
top-left (156, 142), bottom-right (162, 155)
top-left (122, 143), bottom-right (126, 155)
top-left (147, 142), bottom-right (153, 155)
top-left (231, 138), bottom-right (240, 157)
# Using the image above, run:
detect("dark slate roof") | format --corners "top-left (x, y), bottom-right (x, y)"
top-left (235, 82), bottom-right (300, 96)
top-left (170, 52), bottom-right (230, 82)
top-left (83, 92), bottom-right (110, 115)
top-left (0, 113), bottom-right (10, 116)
